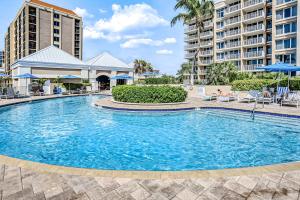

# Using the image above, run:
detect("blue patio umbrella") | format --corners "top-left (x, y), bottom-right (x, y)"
top-left (0, 74), bottom-right (9, 78)
top-left (111, 74), bottom-right (133, 80)
top-left (59, 75), bottom-right (80, 93)
top-left (257, 62), bottom-right (300, 89)
top-left (142, 72), bottom-right (159, 77)
top-left (14, 73), bottom-right (39, 95)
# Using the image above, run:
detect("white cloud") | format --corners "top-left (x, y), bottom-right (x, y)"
top-left (99, 9), bottom-right (107, 14)
top-left (164, 38), bottom-right (177, 44)
top-left (120, 37), bottom-right (176, 48)
top-left (83, 3), bottom-right (168, 40)
top-left (156, 49), bottom-right (173, 55)
top-left (73, 7), bottom-right (94, 18)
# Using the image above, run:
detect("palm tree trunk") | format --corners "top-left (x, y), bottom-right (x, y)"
top-left (192, 26), bottom-right (201, 85)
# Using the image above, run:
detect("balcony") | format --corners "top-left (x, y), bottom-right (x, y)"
top-left (226, 53), bottom-right (241, 60)
top-left (244, 0), bottom-right (264, 10)
top-left (225, 29), bottom-right (241, 38)
top-left (199, 50), bottom-right (213, 56)
top-left (244, 37), bottom-right (264, 46)
top-left (244, 51), bottom-right (264, 58)
top-left (243, 24), bottom-right (264, 35)
top-left (184, 43), bottom-right (199, 50)
top-left (203, 21), bottom-right (213, 28)
top-left (199, 31), bottom-right (213, 38)
top-left (200, 41), bottom-right (213, 47)
top-left (184, 25), bottom-right (197, 33)
top-left (185, 53), bottom-right (195, 59)
top-left (199, 60), bottom-right (213, 65)
top-left (243, 64), bottom-right (264, 71)
top-left (198, 69), bottom-right (208, 74)
top-left (184, 35), bottom-right (198, 41)
top-left (224, 16), bottom-right (241, 27)
top-left (225, 4), bottom-right (241, 16)
top-left (225, 41), bottom-right (241, 48)
top-left (244, 10), bottom-right (264, 23)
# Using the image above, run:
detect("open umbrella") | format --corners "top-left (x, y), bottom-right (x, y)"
top-left (60, 75), bottom-right (80, 93)
top-left (111, 74), bottom-right (133, 80)
top-left (14, 73), bottom-right (39, 95)
top-left (257, 62), bottom-right (300, 89)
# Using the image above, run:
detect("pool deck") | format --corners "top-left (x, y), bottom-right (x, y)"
top-left (0, 95), bottom-right (300, 199)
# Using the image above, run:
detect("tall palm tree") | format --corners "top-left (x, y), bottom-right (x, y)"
top-left (171, 0), bottom-right (214, 85)
top-left (176, 62), bottom-right (192, 83)
top-left (133, 59), bottom-right (154, 74)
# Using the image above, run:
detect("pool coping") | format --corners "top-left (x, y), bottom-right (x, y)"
top-left (0, 95), bottom-right (300, 179)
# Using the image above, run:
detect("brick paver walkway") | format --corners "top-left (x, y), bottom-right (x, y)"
top-left (1, 163), bottom-right (300, 200)
top-left (1, 95), bottom-right (300, 199)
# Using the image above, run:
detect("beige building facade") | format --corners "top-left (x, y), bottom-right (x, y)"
top-left (4, 0), bottom-right (83, 74)
top-left (184, 0), bottom-right (299, 82)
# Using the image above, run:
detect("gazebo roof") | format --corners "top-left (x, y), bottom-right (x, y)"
top-left (86, 52), bottom-right (131, 70)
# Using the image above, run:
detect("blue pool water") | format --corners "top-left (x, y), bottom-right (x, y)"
top-left (0, 95), bottom-right (299, 171)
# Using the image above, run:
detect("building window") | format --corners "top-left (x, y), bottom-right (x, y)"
top-left (216, 31), bottom-right (224, 39)
top-left (216, 21), bottom-right (224, 29)
top-left (54, 14), bottom-right (60, 19)
top-left (217, 42), bottom-right (224, 49)
top-left (53, 21), bottom-right (60, 26)
top-left (54, 29), bottom-right (60, 34)
top-left (216, 8), bottom-right (224, 18)
top-left (276, 6), bottom-right (297, 20)
top-left (276, 38), bottom-right (296, 50)
top-left (54, 44), bottom-right (60, 48)
top-left (276, 53), bottom-right (296, 64)
top-left (53, 37), bottom-right (60, 42)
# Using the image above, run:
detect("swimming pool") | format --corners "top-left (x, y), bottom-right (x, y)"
top-left (0, 95), bottom-right (299, 171)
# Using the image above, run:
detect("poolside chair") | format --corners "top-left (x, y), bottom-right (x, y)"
top-left (257, 91), bottom-right (273, 104)
top-left (238, 90), bottom-right (259, 103)
top-left (281, 92), bottom-right (300, 108)
top-left (218, 95), bottom-right (236, 102)
top-left (198, 86), bottom-right (217, 101)
top-left (275, 87), bottom-right (289, 103)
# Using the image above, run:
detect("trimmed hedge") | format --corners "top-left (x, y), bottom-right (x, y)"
top-left (112, 85), bottom-right (187, 103)
top-left (145, 77), bottom-right (176, 84)
top-left (232, 78), bottom-right (300, 91)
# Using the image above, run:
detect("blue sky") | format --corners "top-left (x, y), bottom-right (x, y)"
top-left (0, 0), bottom-right (185, 75)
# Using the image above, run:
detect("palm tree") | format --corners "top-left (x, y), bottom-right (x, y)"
top-left (176, 62), bottom-right (193, 83)
top-left (133, 59), bottom-right (154, 74)
top-left (206, 62), bottom-right (237, 85)
top-left (171, 0), bottom-right (214, 85)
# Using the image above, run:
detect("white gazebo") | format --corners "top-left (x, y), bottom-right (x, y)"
top-left (86, 52), bottom-right (133, 90)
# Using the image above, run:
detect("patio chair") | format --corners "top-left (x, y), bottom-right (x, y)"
top-left (238, 90), bottom-right (259, 103)
top-left (198, 86), bottom-right (217, 101)
top-left (218, 95), bottom-right (236, 102)
top-left (275, 87), bottom-right (289, 103)
top-left (281, 92), bottom-right (300, 108)
top-left (257, 91), bottom-right (273, 104)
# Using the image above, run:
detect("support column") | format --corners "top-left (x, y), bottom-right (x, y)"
top-left (110, 71), bottom-right (117, 89)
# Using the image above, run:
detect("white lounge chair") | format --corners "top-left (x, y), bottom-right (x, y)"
top-left (198, 86), bottom-right (217, 101)
top-left (257, 91), bottom-right (273, 104)
top-left (219, 96), bottom-right (236, 102)
top-left (281, 93), bottom-right (300, 108)
top-left (238, 90), bottom-right (259, 103)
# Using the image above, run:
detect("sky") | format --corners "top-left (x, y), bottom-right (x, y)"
top-left (0, 0), bottom-right (185, 75)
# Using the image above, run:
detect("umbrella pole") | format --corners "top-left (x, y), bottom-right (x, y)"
top-left (288, 71), bottom-right (291, 90)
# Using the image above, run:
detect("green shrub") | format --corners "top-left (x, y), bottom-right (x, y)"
top-left (112, 85), bottom-right (187, 103)
top-left (145, 76), bottom-right (176, 85)
top-left (232, 78), bottom-right (300, 91)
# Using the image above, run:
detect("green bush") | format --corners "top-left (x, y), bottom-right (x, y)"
top-left (232, 78), bottom-right (300, 91)
top-left (112, 85), bottom-right (187, 103)
top-left (145, 76), bottom-right (176, 85)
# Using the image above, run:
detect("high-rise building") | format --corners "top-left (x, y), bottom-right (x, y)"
top-left (4, 0), bottom-right (83, 74)
top-left (0, 50), bottom-right (4, 68)
top-left (184, 0), bottom-right (299, 82)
